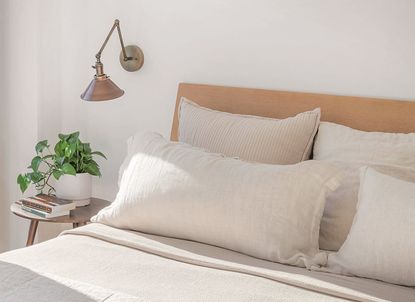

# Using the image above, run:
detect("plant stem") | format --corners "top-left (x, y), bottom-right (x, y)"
top-left (43, 171), bottom-right (55, 194)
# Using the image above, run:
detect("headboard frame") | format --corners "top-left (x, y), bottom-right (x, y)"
top-left (171, 83), bottom-right (415, 140)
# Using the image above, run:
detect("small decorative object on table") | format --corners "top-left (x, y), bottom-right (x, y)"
top-left (11, 197), bottom-right (110, 246)
top-left (17, 131), bottom-right (106, 207)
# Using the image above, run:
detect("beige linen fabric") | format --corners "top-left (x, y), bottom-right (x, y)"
top-left (320, 167), bottom-right (415, 287)
top-left (94, 131), bottom-right (341, 267)
top-left (2, 223), bottom-right (414, 302)
top-left (313, 122), bottom-right (415, 251)
top-left (0, 263), bottom-right (140, 302)
top-left (178, 97), bottom-right (320, 164)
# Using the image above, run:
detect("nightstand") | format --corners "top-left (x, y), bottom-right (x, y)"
top-left (10, 197), bottom-right (110, 246)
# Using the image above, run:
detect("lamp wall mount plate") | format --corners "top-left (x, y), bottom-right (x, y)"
top-left (120, 45), bottom-right (144, 72)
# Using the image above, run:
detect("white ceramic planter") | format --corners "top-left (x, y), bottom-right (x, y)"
top-left (55, 173), bottom-right (92, 207)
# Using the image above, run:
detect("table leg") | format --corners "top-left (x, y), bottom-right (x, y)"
top-left (72, 222), bottom-right (87, 228)
top-left (26, 220), bottom-right (39, 246)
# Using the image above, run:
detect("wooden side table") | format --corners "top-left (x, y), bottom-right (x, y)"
top-left (10, 197), bottom-right (110, 246)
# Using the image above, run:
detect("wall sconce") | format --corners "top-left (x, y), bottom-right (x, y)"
top-left (81, 19), bottom-right (144, 101)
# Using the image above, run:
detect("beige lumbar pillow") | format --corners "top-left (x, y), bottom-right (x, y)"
top-left (318, 167), bottom-right (415, 286)
top-left (93, 131), bottom-right (341, 268)
top-left (313, 122), bottom-right (415, 251)
top-left (178, 97), bottom-right (320, 164)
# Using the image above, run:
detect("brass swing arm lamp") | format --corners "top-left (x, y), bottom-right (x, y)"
top-left (81, 19), bottom-right (144, 102)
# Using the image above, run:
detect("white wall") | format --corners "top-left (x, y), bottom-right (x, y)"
top-left (1, 0), bottom-right (41, 250)
top-left (0, 0), bottom-right (9, 252)
top-left (2, 0), bottom-right (415, 250)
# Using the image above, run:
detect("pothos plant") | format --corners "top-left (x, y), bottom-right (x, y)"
top-left (17, 132), bottom-right (106, 194)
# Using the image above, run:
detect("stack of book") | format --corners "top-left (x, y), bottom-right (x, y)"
top-left (18, 194), bottom-right (76, 218)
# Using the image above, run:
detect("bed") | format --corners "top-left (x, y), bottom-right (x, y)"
top-left (1, 83), bottom-right (415, 302)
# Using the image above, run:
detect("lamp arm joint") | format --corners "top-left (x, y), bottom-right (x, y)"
top-left (95, 19), bottom-right (128, 62)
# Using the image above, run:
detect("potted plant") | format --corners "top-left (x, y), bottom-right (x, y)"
top-left (17, 132), bottom-right (106, 207)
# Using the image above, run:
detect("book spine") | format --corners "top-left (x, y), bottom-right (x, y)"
top-left (21, 200), bottom-right (52, 213)
top-left (22, 196), bottom-right (76, 211)
top-left (32, 196), bottom-right (59, 206)
top-left (21, 206), bottom-right (48, 218)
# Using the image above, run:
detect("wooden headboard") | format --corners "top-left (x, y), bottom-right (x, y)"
top-left (171, 83), bottom-right (415, 140)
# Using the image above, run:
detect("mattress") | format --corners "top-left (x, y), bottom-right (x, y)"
top-left (0, 223), bottom-right (414, 302)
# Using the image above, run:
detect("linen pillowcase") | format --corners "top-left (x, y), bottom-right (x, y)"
top-left (178, 97), bottom-right (321, 164)
top-left (94, 131), bottom-right (342, 268)
top-left (319, 167), bottom-right (415, 286)
top-left (313, 122), bottom-right (415, 251)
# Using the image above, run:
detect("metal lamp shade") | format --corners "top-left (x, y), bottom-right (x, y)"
top-left (81, 75), bottom-right (124, 101)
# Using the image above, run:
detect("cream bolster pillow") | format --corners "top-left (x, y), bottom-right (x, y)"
top-left (313, 122), bottom-right (415, 251)
top-left (178, 97), bottom-right (321, 164)
top-left (318, 167), bottom-right (415, 287)
top-left (93, 131), bottom-right (342, 268)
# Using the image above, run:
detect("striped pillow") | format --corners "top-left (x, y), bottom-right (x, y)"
top-left (178, 97), bottom-right (320, 164)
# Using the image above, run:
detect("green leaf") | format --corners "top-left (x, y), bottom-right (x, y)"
top-left (55, 156), bottom-right (65, 166)
top-left (52, 170), bottom-right (64, 180)
top-left (70, 131), bottom-right (80, 139)
top-left (58, 133), bottom-right (70, 141)
top-left (54, 141), bottom-right (69, 157)
top-left (61, 163), bottom-right (76, 175)
top-left (91, 151), bottom-right (107, 159)
top-left (81, 154), bottom-right (92, 162)
top-left (30, 156), bottom-right (42, 172)
top-left (35, 140), bottom-right (49, 154)
top-left (82, 143), bottom-right (91, 154)
top-left (28, 171), bottom-right (44, 183)
top-left (86, 159), bottom-right (98, 166)
top-left (65, 143), bottom-right (77, 158)
top-left (17, 174), bottom-right (30, 193)
top-left (85, 163), bottom-right (101, 176)
top-left (54, 141), bottom-right (63, 156)
top-left (68, 132), bottom-right (80, 144)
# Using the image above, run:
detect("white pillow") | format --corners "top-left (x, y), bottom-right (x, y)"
top-left (94, 131), bottom-right (342, 267)
top-left (178, 97), bottom-right (321, 164)
top-left (313, 122), bottom-right (415, 251)
top-left (118, 135), bottom-right (139, 187)
top-left (319, 167), bottom-right (415, 286)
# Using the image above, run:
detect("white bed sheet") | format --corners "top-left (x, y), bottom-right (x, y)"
top-left (0, 223), bottom-right (414, 302)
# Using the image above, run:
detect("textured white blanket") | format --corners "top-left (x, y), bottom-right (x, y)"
top-left (0, 223), bottom-right (414, 302)
top-left (0, 261), bottom-right (142, 301)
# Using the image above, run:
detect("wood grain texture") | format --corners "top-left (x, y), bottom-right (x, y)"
top-left (171, 83), bottom-right (415, 140)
